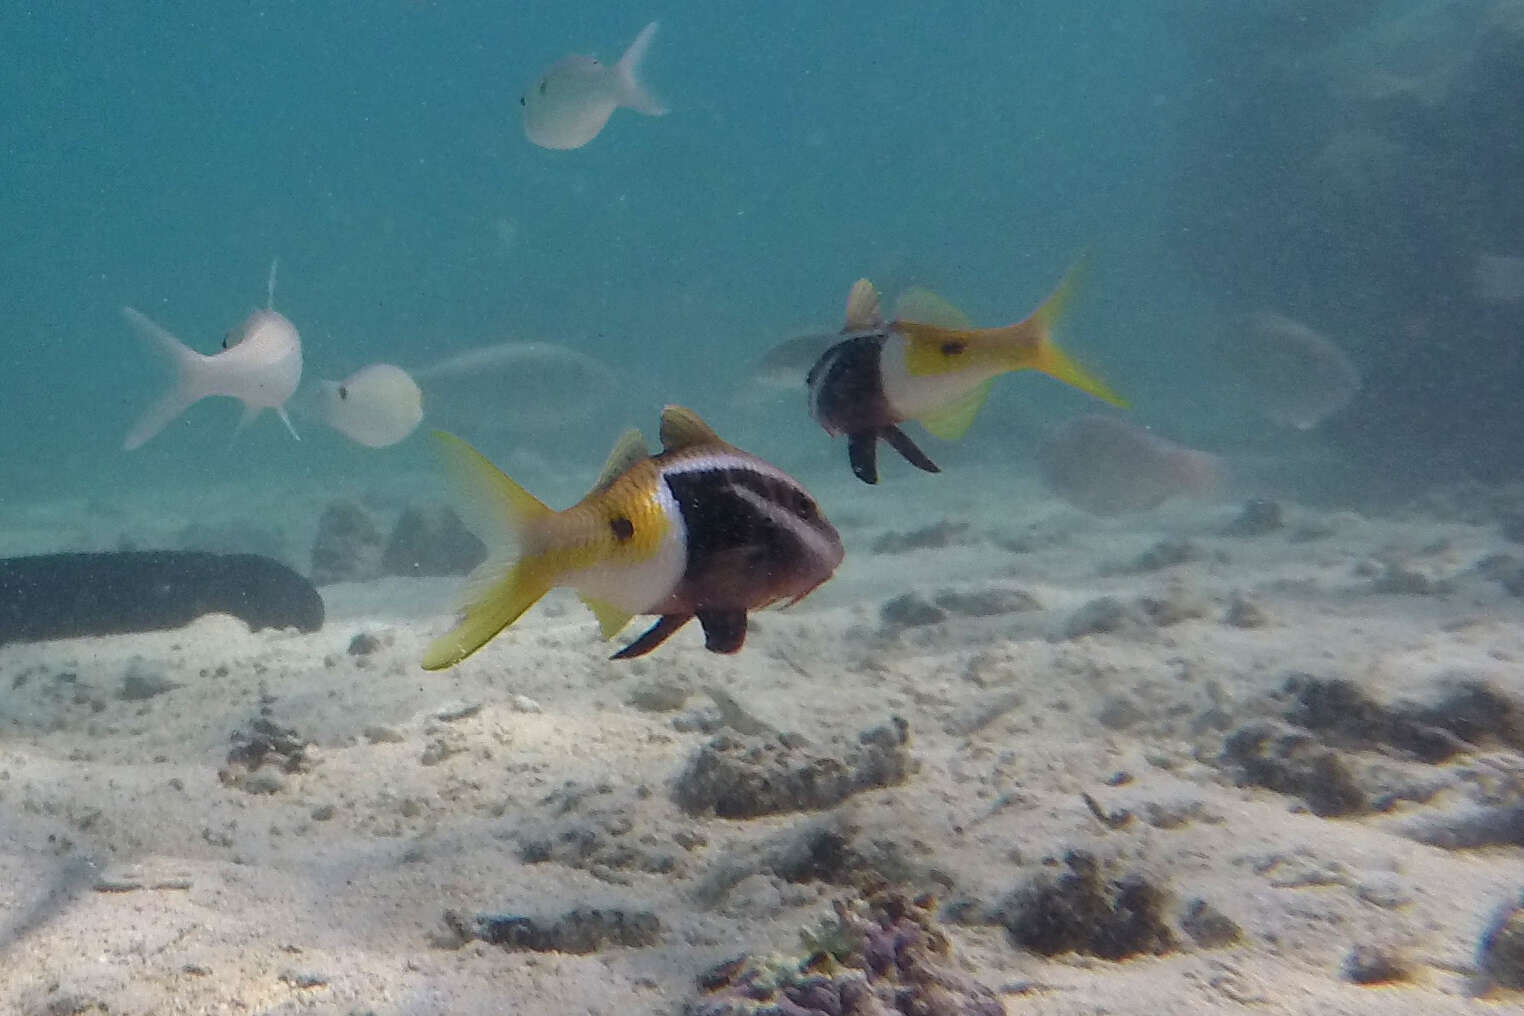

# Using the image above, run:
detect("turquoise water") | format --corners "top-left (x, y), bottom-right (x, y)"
top-left (5, 5), bottom-right (1524, 1013)
top-left (2, 1), bottom-right (1189, 504)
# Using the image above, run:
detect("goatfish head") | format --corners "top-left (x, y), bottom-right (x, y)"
top-left (805, 262), bottom-right (1126, 484)
top-left (422, 406), bottom-right (844, 668)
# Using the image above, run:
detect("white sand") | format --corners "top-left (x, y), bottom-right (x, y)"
top-left (2, 469), bottom-right (1523, 1015)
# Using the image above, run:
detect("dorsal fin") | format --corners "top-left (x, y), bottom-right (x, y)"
top-left (894, 287), bottom-right (972, 329)
top-left (592, 427), bottom-right (649, 492)
top-left (659, 405), bottom-right (723, 451)
top-left (844, 278), bottom-right (883, 331)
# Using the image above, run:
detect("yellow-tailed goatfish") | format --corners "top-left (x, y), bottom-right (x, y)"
top-left (422, 406), bottom-right (844, 667)
top-left (805, 266), bottom-right (1126, 483)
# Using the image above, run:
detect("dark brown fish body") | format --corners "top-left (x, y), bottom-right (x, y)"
top-left (613, 448), bottom-right (844, 657)
top-left (806, 332), bottom-right (941, 484)
top-left (422, 406), bottom-right (844, 669)
top-left (803, 270), bottom-right (1124, 484)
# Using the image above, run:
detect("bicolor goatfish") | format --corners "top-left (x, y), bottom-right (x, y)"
top-left (805, 266), bottom-right (1126, 483)
top-left (422, 406), bottom-right (843, 668)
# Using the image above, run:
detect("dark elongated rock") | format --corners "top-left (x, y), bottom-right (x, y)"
top-left (0, 551), bottom-right (323, 644)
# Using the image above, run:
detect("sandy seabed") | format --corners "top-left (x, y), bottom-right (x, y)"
top-left (2, 468), bottom-right (1523, 1016)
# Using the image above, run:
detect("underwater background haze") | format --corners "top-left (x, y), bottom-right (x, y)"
top-left (5, 3), bottom-right (1524, 1014)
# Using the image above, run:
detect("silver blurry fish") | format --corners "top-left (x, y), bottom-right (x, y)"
top-left (521, 21), bottom-right (667, 150)
top-left (318, 363), bottom-right (424, 448)
top-left (413, 341), bottom-right (622, 436)
top-left (122, 306), bottom-right (303, 450)
top-left (745, 332), bottom-right (839, 392)
top-left (1223, 312), bottom-right (1361, 430)
top-left (1037, 414), bottom-right (1223, 516)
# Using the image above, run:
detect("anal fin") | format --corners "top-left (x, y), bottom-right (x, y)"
top-left (697, 610), bottom-right (748, 654)
top-left (580, 594), bottom-right (634, 639)
top-left (918, 379), bottom-right (993, 441)
top-left (612, 613), bottom-right (691, 659)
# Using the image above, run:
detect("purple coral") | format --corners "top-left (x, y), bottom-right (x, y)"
top-left (685, 890), bottom-right (1005, 1016)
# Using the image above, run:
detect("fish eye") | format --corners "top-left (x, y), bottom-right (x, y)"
top-left (221, 332), bottom-right (231, 350)
top-left (338, 385), bottom-right (348, 400)
top-left (793, 492), bottom-right (817, 520)
top-left (538, 80), bottom-right (548, 96)
top-left (940, 341), bottom-right (966, 356)
top-left (519, 95), bottom-right (525, 106)
top-left (609, 516), bottom-right (634, 541)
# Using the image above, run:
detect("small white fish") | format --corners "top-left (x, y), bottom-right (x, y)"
top-left (414, 340), bottom-right (622, 435)
top-left (521, 20), bottom-right (667, 150)
top-left (122, 306), bottom-right (303, 450)
top-left (318, 364), bottom-right (424, 448)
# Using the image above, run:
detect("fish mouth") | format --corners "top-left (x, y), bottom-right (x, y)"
top-left (779, 555), bottom-right (843, 607)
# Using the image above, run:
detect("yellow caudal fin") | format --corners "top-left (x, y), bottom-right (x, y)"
top-left (1009, 261), bottom-right (1128, 409)
top-left (433, 430), bottom-right (554, 537)
top-left (1031, 336), bottom-right (1127, 408)
top-left (421, 431), bottom-right (557, 670)
top-left (422, 560), bottom-right (554, 669)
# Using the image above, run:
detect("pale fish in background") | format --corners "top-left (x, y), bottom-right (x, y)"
top-left (414, 341), bottom-right (622, 435)
top-left (1473, 254), bottom-right (1524, 305)
top-left (1037, 414), bottom-right (1224, 516)
top-left (1222, 311), bottom-right (1361, 430)
top-left (521, 20), bottom-right (667, 150)
top-left (121, 306), bottom-right (303, 450)
top-left (317, 364), bottom-right (424, 448)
